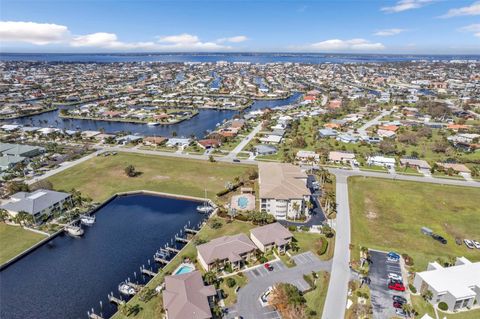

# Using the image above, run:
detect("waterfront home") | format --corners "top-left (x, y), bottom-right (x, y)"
top-left (254, 144), bottom-right (277, 156)
top-left (197, 234), bottom-right (257, 271)
top-left (1, 189), bottom-right (71, 224)
top-left (163, 270), bottom-right (216, 319)
top-left (0, 143), bottom-right (45, 158)
top-left (328, 151), bottom-right (356, 164)
top-left (413, 257), bottom-right (480, 312)
top-left (366, 155), bottom-right (396, 168)
top-left (143, 136), bottom-right (168, 146)
top-left (166, 138), bottom-right (191, 148)
top-left (258, 162), bottom-right (310, 220)
top-left (115, 135), bottom-right (144, 145)
top-left (295, 150), bottom-right (320, 165)
top-left (250, 222), bottom-right (293, 253)
top-left (197, 139), bottom-right (221, 149)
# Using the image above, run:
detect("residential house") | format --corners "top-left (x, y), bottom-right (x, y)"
top-left (367, 155), bottom-right (396, 168)
top-left (250, 222), bottom-right (293, 253)
top-left (143, 136), bottom-right (168, 146)
top-left (163, 270), bottom-right (216, 319)
top-left (328, 151), bottom-right (356, 164)
top-left (197, 139), bottom-right (221, 149)
top-left (254, 144), bottom-right (277, 156)
top-left (436, 163), bottom-right (471, 174)
top-left (295, 150), bottom-right (320, 165)
top-left (258, 162), bottom-right (310, 220)
top-left (166, 138), bottom-right (191, 148)
top-left (413, 257), bottom-right (480, 312)
top-left (336, 134), bottom-right (359, 144)
top-left (318, 128), bottom-right (338, 138)
top-left (197, 234), bottom-right (257, 271)
top-left (400, 158), bottom-right (431, 170)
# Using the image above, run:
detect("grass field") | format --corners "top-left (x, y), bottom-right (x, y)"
top-left (47, 152), bottom-right (253, 202)
top-left (0, 224), bottom-right (46, 264)
top-left (304, 271), bottom-right (330, 318)
top-left (349, 177), bottom-right (480, 270)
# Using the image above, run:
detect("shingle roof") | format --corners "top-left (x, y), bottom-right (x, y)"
top-left (163, 271), bottom-right (216, 319)
top-left (258, 163), bottom-right (308, 200)
top-left (1, 189), bottom-right (70, 215)
top-left (197, 234), bottom-right (257, 265)
top-left (250, 222), bottom-right (293, 246)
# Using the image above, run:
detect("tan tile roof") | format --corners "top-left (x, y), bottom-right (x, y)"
top-left (163, 270), bottom-right (216, 319)
top-left (250, 222), bottom-right (293, 246)
top-left (197, 234), bottom-right (257, 265)
top-left (258, 162), bottom-right (309, 200)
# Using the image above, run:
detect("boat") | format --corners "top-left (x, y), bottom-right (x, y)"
top-left (196, 189), bottom-right (214, 213)
top-left (147, 122), bottom-right (159, 126)
top-left (80, 214), bottom-right (95, 226)
top-left (118, 283), bottom-right (136, 296)
top-left (65, 224), bottom-right (84, 236)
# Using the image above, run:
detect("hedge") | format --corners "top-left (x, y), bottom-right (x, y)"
top-left (317, 237), bottom-right (329, 255)
top-left (438, 302), bottom-right (448, 311)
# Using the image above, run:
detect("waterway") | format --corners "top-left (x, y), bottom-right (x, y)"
top-left (7, 92), bottom-right (302, 137)
top-left (0, 194), bottom-right (206, 319)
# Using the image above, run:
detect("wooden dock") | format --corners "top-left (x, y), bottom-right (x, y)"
top-left (141, 268), bottom-right (157, 277)
top-left (184, 228), bottom-right (198, 234)
top-left (166, 246), bottom-right (180, 253)
top-left (108, 295), bottom-right (125, 306)
top-left (88, 314), bottom-right (104, 319)
top-left (154, 256), bottom-right (169, 264)
top-left (175, 236), bottom-right (189, 244)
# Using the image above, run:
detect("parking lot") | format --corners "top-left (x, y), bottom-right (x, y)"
top-left (292, 251), bottom-right (318, 266)
top-left (368, 250), bottom-right (408, 319)
top-left (245, 260), bottom-right (287, 279)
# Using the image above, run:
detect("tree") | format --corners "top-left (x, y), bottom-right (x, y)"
top-left (6, 181), bottom-right (29, 195)
top-left (402, 303), bottom-right (414, 318)
top-left (226, 277), bottom-right (236, 288)
top-left (203, 271), bottom-right (218, 285)
top-left (422, 290), bottom-right (433, 301)
top-left (379, 140), bottom-right (396, 154)
top-left (0, 209), bottom-right (9, 222)
top-left (270, 283), bottom-right (307, 319)
top-left (124, 165), bottom-right (137, 177)
top-left (208, 155), bottom-right (216, 162)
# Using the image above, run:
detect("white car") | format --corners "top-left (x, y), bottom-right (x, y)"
top-left (464, 239), bottom-right (475, 249)
top-left (388, 273), bottom-right (402, 281)
top-left (473, 240), bottom-right (480, 249)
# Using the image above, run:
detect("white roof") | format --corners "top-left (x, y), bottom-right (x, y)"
top-left (368, 156), bottom-right (396, 164)
top-left (417, 258), bottom-right (480, 298)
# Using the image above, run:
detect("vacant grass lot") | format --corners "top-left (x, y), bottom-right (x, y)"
top-left (304, 271), bottom-right (330, 318)
top-left (0, 224), bottom-right (46, 264)
top-left (47, 152), bottom-right (252, 202)
top-left (349, 177), bottom-right (480, 270)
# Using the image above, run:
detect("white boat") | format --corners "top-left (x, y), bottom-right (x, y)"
top-left (147, 122), bottom-right (159, 126)
top-left (80, 215), bottom-right (95, 226)
top-left (119, 283), bottom-right (136, 296)
top-left (65, 225), bottom-right (84, 236)
top-left (196, 189), bottom-right (214, 213)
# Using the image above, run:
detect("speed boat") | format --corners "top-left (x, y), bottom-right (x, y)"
top-left (65, 225), bottom-right (84, 236)
top-left (80, 214), bottom-right (95, 226)
top-left (119, 283), bottom-right (136, 296)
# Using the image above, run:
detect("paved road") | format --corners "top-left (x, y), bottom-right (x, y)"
top-left (322, 174), bottom-right (351, 319)
top-left (233, 253), bottom-right (332, 319)
top-left (357, 109), bottom-right (392, 135)
top-left (227, 122), bottom-right (263, 158)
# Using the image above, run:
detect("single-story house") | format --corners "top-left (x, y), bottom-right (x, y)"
top-left (336, 134), bottom-right (359, 144)
top-left (254, 144), bottom-right (277, 156)
top-left (259, 135), bottom-right (282, 144)
top-left (197, 139), bottom-right (221, 149)
top-left (143, 136), bottom-right (168, 146)
top-left (400, 158), bottom-right (431, 170)
top-left (296, 150), bottom-right (319, 164)
top-left (166, 138), bottom-right (191, 148)
top-left (367, 155), bottom-right (396, 168)
top-left (0, 143), bottom-right (45, 158)
top-left (197, 234), bottom-right (257, 271)
top-left (1, 189), bottom-right (71, 223)
top-left (413, 257), bottom-right (480, 312)
top-left (318, 128), bottom-right (338, 138)
top-left (163, 270), bottom-right (216, 319)
top-left (436, 162), bottom-right (471, 174)
top-left (328, 151), bottom-right (356, 164)
top-left (250, 222), bottom-right (293, 253)
top-left (115, 135), bottom-right (144, 145)
top-left (0, 155), bottom-right (26, 172)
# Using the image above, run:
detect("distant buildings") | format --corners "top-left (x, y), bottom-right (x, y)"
top-left (413, 257), bottom-right (480, 312)
top-left (258, 163), bottom-right (310, 220)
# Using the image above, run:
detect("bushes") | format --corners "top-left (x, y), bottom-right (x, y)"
top-left (316, 236), bottom-right (329, 256)
top-left (409, 284), bottom-right (417, 294)
top-left (288, 225), bottom-right (297, 232)
top-left (226, 277), bottom-right (236, 288)
top-left (438, 302), bottom-right (448, 311)
top-left (402, 253), bottom-right (414, 266)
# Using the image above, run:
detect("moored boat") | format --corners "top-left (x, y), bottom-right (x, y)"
top-left (118, 283), bottom-right (136, 296)
top-left (80, 214), bottom-right (95, 226)
top-left (65, 225), bottom-right (84, 236)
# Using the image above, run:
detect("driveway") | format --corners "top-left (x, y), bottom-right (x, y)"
top-left (230, 253), bottom-right (331, 319)
top-left (368, 250), bottom-right (407, 319)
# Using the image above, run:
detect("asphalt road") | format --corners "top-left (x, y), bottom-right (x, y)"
top-left (226, 122), bottom-right (263, 158)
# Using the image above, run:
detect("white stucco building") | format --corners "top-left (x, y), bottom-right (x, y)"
top-left (413, 257), bottom-right (480, 312)
top-left (258, 163), bottom-right (310, 220)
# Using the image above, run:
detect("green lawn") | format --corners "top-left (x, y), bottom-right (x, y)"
top-left (0, 223), bottom-right (47, 264)
top-left (47, 152), bottom-right (253, 202)
top-left (304, 271), bottom-right (330, 318)
top-left (293, 231), bottom-right (334, 261)
top-left (219, 273), bottom-right (248, 306)
top-left (349, 177), bottom-right (480, 270)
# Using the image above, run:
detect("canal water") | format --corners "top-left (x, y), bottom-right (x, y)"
top-left (7, 92), bottom-right (302, 138)
top-left (0, 194), bottom-right (206, 319)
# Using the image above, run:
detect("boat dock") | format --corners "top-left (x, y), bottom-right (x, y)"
top-left (154, 256), bottom-right (169, 264)
top-left (88, 313), bottom-right (104, 319)
top-left (184, 228), bottom-right (198, 234)
top-left (175, 236), bottom-right (189, 244)
top-left (141, 268), bottom-right (157, 277)
top-left (107, 294), bottom-right (125, 306)
top-left (166, 246), bottom-right (180, 253)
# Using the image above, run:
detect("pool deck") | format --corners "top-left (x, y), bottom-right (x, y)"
top-left (230, 194), bottom-right (256, 211)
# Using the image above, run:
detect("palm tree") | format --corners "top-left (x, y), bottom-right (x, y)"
top-left (203, 271), bottom-right (218, 286)
top-left (0, 209), bottom-right (9, 222)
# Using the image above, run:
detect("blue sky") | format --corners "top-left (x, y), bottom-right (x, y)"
top-left (0, 0), bottom-right (479, 54)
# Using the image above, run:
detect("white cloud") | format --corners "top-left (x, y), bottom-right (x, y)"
top-left (217, 35), bottom-right (248, 43)
top-left (381, 0), bottom-right (435, 13)
top-left (156, 33), bottom-right (230, 50)
top-left (307, 39), bottom-right (385, 51)
top-left (459, 24), bottom-right (480, 37)
top-left (374, 28), bottom-right (407, 36)
top-left (441, 1), bottom-right (480, 18)
top-left (0, 21), bottom-right (69, 45)
top-left (70, 32), bottom-right (156, 50)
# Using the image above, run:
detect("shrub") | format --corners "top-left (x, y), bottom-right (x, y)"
top-left (438, 302), bottom-right (448, 311)
top-left (235, 214), bottom-right (249, 221)
top-left (316, 237), bottom-right (329, 255)
top-left (226, 278), bottom-right (236, 288)
top-left (288, 225), bottom-right (297, 232)
top-left (300, 226), bottom-right (310, 232)
top-left (209, 219), bottom-right (223, 229)
top-left (258, 256), bottom-right (268, 263)
top-left (408, 284), bottom-right (417, 294)
top-left (402, 253), bottom-right (414, 266)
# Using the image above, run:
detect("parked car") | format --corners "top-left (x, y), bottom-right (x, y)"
top-left (393, 295), bottom-right (407, 304)
top-left (387, 252), bottom-right (400, 260)
top-left (395, 308), bottom-right (408, 317)
top-left (388, 273), bottom-right (402, 281)
top-left (464, 239), bottom-right (475, 249)
top-left (432, 234), bottom-right (447, 244)
top-left (393, 301), bottom-right (405, 308)
top-left (233, 159), bottom-right (241, 163)
top-left (388, 281), bottom-right (405, 291)
top-left (473, 240), bottom-right (480, 249)
top-left (264, 263), bottom-right (273, 271)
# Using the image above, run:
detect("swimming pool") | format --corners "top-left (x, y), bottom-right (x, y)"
top-left (238, 197), bottom-right (249, 209)
top-left (173, 263), bottom-right (195, 275)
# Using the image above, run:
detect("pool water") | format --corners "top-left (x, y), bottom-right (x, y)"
top-left (174, 265), bottom-right (195, 275)
top-left (238, 197), bottom-right (249, 209)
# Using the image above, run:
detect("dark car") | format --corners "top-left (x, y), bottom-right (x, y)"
top-left (264, 263), bottom-right (273, 271)
top-left (233, 159), bottom-right (241, 163)
top-left (393, 301), bottom-right (404, 308)
top-left (393, 295), bottom-right (407, 304)
top-left (432, 234), bottom-right (447, 244)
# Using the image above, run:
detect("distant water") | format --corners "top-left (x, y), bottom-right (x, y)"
top-left (0, 194), bottom-right (206, 319)
top-left (1, 53), bottom-right (478, 64)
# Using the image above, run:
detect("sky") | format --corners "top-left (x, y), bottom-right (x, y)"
top-left (0, 0), bottom-right (479, 54)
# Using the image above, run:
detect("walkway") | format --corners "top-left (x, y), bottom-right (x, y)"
top-left (226, 122), bottom-right (263, 158)
top-left (322, 173), bottom-right (351, 319)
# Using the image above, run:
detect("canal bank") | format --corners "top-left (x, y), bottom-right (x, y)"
top-left (0, 192), bottom-right (209, 319)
